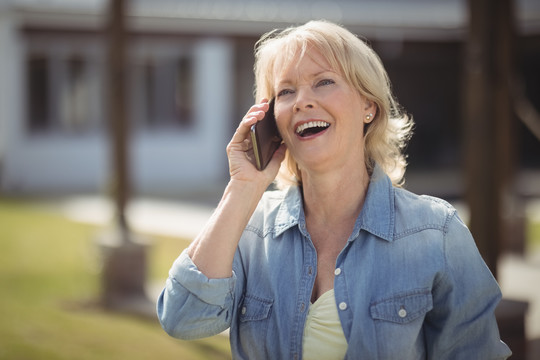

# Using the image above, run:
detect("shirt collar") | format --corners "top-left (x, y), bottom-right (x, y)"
top-left (274, 185), bottom-right (303, 237)
top-left (355, 164), bottom-right (395, 242)
top-left (273, 164), bottom-right (395, 242)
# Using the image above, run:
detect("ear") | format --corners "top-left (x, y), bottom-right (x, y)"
top-left (364, 100), bottom-right (377, 113)
top-left (363, 101), bottom-right (378, 124)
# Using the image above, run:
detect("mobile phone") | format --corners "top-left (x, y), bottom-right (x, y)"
top-left (250, 98), bottom-right (282, 171)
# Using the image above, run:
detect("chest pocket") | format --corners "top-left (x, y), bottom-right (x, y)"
top-left (370, 288), bottom-right (433, 324)
top-left (369, 289), bottom-right (433, 358)
top-left (239, 294), bottom-right (273, 322)
top-left (237, 294), bottom-right (273, 357)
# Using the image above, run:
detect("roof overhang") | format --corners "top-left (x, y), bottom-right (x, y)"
top-left (7, 0), bottom-right (540, 41)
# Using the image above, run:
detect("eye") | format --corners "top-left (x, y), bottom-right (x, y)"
top-left (316, 78), bottom-right (335, 87)
top-left (277, 88), bottom-right (294, 97)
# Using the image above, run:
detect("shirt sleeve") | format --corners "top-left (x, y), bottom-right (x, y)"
top-left (156, 250), bottom-right (237, 340)
top-left (424, 213), bottom-right (512, 359)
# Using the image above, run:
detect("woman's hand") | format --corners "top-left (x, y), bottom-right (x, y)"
top-left (186, 101), bottom-right (286, 279)
top-left (227, 100), bottom-right (286, 188)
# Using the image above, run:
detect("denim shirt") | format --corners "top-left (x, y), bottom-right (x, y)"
top-left (157, 166), bottom-right (511, 359)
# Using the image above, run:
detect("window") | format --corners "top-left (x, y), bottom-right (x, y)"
top-left (139, 53), bottom-right (194, 129)
top-left (24, 30), bottom-right (103, 135)
top-left (59, 55), bottom-right (90, 132)
top-left (25, 32), bottom-right (195, 134)
top-left (175, 56), bottom-right (194, 127)
top-left (27, 54), bottom-right (49, 131)
top-left (26, 50), bottom-right (99, 134)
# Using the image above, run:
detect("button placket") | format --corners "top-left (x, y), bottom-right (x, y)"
top-left (334, 266), bottom-right (347, 311)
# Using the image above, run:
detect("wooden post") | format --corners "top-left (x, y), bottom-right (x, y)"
top-left (464, 1), bottom-right (528, 357)
top-left (108, 0), bottom-right (130, 236)
top-left (99, 0), bottom-right (152, 315)
top-left (463, 0), bottom-right (516, 279)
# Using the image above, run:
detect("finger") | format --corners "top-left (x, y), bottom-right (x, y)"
top-left (246, 101), bottom-right (270, 116)
top-left (229, 116), bottom-right (255, 146)
top-left (231, 103), bottom-right (269, 144)
top-left (241, 139), bottom-right (252, 152)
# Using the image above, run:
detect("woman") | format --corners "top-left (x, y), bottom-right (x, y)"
top-left (157, 20), bottom-right (511, 359)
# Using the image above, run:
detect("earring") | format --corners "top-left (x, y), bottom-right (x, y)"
top-left (366, 113), bottom-right (373, 122)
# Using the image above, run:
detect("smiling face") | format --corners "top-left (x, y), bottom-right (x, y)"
top-left (273, 48), bottom-right (376, 176)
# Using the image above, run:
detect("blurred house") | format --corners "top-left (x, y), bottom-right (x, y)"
top-left (0, 0), bottom-right (538, 196)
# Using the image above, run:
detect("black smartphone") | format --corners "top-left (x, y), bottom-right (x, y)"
top-left (250, 98), bottom-right (282, 171)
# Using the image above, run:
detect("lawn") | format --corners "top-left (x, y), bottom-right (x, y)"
top-left (1, 197), bottom-right (539, 360)
top-left (529, 215), bottom-right (540, 252)
top-left (0, 199), bottom-right (231, 360)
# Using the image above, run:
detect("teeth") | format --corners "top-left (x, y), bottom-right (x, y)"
top-left (296, 121), bottom-right (330, 134)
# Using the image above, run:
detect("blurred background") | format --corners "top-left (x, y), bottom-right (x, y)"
top-left (0, 0), bottom-right (539, 359)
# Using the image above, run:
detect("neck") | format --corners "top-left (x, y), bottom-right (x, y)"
top-left (301, 164), bottom-right (370, 227)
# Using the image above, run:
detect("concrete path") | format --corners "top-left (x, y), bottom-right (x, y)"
top-left (56, 195), bottom-right (215, 240)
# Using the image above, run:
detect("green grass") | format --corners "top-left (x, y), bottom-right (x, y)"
top-left (1, 197), bottom-right (538, 360)
top-left (0, 199), bottom-right (231, 360)
top-left (528, 216), bottom-right (540, 252)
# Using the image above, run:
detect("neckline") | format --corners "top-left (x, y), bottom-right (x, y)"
top-left (310, 288), bottom-right (334, 307)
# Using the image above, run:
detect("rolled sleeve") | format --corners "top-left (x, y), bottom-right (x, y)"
top-left (157, 250), bottom-right (236, 340)
top-left (425, 213), bottom-right (512, 359)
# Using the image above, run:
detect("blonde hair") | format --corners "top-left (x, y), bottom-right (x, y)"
top-left (254, 20), bottom-right (413, 187)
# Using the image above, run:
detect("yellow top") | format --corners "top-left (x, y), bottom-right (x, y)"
top-left (302, 289), bottom-right (348, 360)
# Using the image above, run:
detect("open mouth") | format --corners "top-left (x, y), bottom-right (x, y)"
top-left (295, 121), bottom-right (330, 138)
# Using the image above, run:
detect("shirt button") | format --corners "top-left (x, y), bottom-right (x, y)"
top-left (398, 307), bottom-right (407, 318)
top-left (338, 302), bottom-right (347, 311)
top-left (300, 303), bottom-right (306, 312)
top-left (334, 268), bottom-right (342, 276)
top-left (241, 307), bottom-right (247, 315)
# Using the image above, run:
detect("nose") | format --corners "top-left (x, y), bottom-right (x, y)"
top-left (293, 88), bottom-right (315, 113)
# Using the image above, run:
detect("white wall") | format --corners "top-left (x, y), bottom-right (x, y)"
top-left (0, 33), bottom-right (234, 195)
top-left (0, 7), bottom-right (19, 179)
top-left (131, 38), bottom-right (233, 194)
top-left (2, 135), bottom-right (109, 193)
